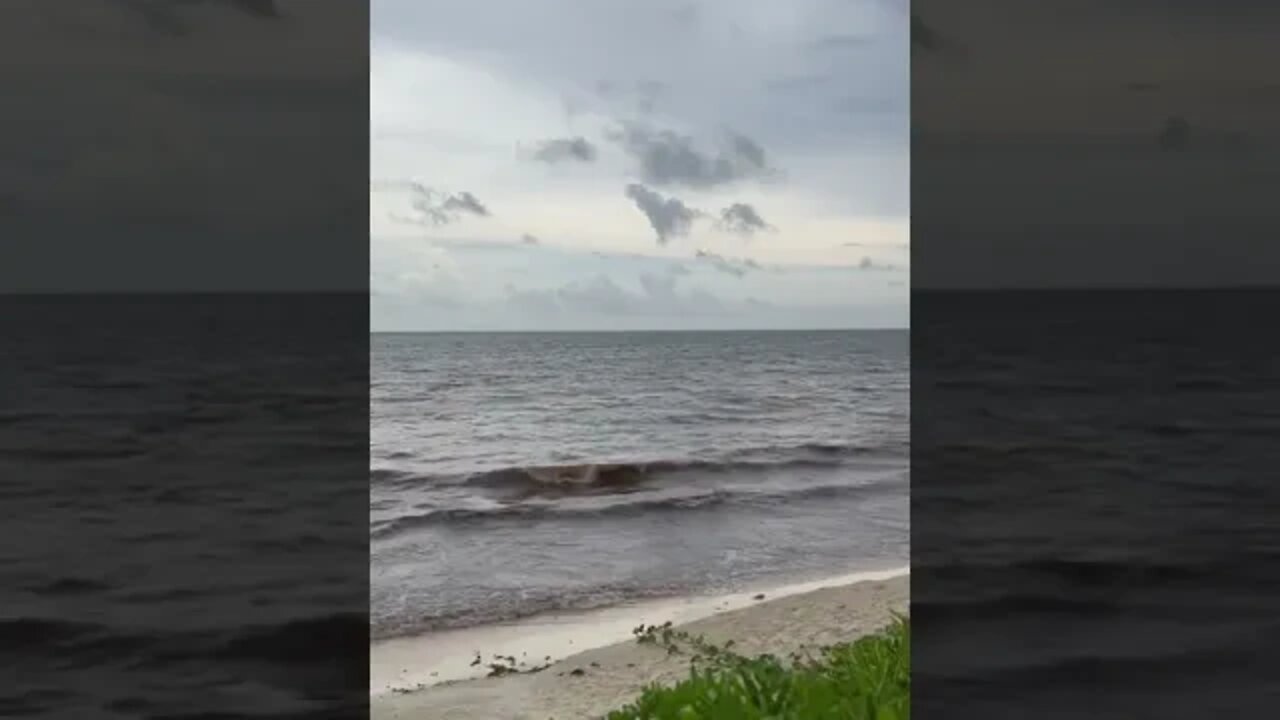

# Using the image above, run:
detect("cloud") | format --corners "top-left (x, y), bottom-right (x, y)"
top-left (695, 249), bottom-right (746, 277)
top-left (374, 181), bottom-right (491, 226)
top-left (528, 136), bottom-right (598, 163)
top-left (521, 233), bottom-right (540, 244)
top-left (624, 183), bottom-right (702, 244)
top-left (608, 124), bottom-right (777, 189)
top-left (506, 272), bottom-right (724, 318)
top-left (441, 191), bottom-right (489, 217)
top-left (1153, 115), bottom-right (1252, 151)
top-left (857, 255), bottom-right (900, 271)
top-left (105, 0), bottom-right (282, 36)
top-left (717, 202), bottom-right (774, 236)
top-left (911, 14), bottom-right (962, 57)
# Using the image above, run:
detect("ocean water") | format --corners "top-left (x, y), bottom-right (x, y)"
top-left (912, 290), bottom-right (1280, 717)
top-left (1, 296), bottom-right (368, 719)
top-left (370, 330), bottom-right (909, 640)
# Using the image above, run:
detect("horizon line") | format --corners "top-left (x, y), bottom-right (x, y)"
top-left (371, 326), bottom-right (909, 334)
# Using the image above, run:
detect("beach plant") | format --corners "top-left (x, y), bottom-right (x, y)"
top-left (606, 616), bottom-right (909, 720)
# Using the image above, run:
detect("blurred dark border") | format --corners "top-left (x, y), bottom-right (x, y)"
top-left (912, 2), bottom-right (1279, 716)
top-left (1, 2), bottom-right (369, 718)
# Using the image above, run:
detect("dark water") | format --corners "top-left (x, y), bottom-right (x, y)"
top-left (913, 290), bottom-right (1280, 717)
top-left (0, 296), bottom-right (368, 719)
top-left (371, 330), bottom-right (909, 640)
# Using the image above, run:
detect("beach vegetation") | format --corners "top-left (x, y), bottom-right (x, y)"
top-left (603, 615), bottom-right (909, 719)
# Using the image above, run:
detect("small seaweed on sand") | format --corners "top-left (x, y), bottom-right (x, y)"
top-left (484, 653), bottom-right (551, 677)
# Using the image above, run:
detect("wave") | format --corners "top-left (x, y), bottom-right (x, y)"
top-left (214, 612), bottom-right (368, 663)
top-left (920, 638), bottom-right (1271, 688)
top-left (918, 558), bottom-right (1209, 586)
top-left (1, 617), bottom-right (104, 649)
top-left (912, 594), bottom-right (1142, 620)
top-left (371, 475), bottom-right (902, 540)
top-left (373, 441), bottom-right (893, 493)
top-left (1, 613), bottom-right (367, 668)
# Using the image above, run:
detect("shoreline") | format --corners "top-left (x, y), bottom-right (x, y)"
top-left (372, 567), bottom-right (908, 719)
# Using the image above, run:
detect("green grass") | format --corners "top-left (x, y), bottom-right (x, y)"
top-left (601, 616), bottom-right (909, 720)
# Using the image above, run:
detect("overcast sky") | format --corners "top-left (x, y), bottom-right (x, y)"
top-left (370, 0), bottom-right (909, 331)
top-left (1, 0), bottom-right (365, 293)
top-left (913, 0), bottom-right (1280, 289)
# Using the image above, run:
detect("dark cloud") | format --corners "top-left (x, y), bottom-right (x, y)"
top-left (441, 191), bottom-right (488, 217)
top-left (624, 183), bottom-right (702, 244)
top-left (521, 233), bottom-right (540, 245)
top-left (717, 202), bottom-right (773, 236)
top-left (529, 136), bottom-right (598, 163)
top-left (608, 124), bottom-right (777, 189)
top-left (105, 0), bottom-right (281, 36)
top-left (911, 14), bottom-right (958, 55)
top-left (729, 135), bottom-right (768, 171)
top-left (911, 14), bottom-right (939, 51)
top-left (374, 181), bottom-right (491, 226)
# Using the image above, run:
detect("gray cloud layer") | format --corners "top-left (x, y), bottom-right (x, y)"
top-left (609, 124), bottom-right (776, 189)
top-left (507, 272), bottom-right (724, 318)
top-left (624, 183), bottom-right (701, 244)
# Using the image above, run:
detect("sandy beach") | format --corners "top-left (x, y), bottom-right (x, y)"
top-left (372, 568), bottom-right (909, 720)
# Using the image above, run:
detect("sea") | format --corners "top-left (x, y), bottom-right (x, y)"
top-left (1, 296), bottom-right (369, 719)
top-left (370, 330), bottom-right (910, 641)
top-left (912, 290), bottom-right (1280, 717)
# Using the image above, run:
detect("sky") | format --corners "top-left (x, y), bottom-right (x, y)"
top-left (912, 0), bottom-right (1280, 289)
top-left (370, 0), bottom-right (909, 331)
top-left (1, 0), bottom-right (366, 292)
